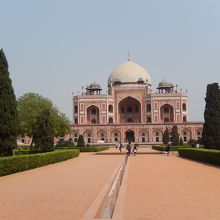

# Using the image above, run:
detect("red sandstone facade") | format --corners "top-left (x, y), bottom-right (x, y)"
top-left (72, 59), bottom-right (203, 144)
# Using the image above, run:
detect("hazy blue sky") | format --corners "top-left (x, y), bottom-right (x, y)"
top-left (1, 0), bottom-right (220, 121)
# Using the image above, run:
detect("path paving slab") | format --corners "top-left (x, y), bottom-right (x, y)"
top-left (123, 153), bottom-right (220, 220)
top-left (0, 152), bottom-right (123, 220)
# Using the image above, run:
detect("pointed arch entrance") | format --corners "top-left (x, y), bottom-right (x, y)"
top-left (160, 104), bottom-right (174, 122)
top-left (125, 130), bottom-right (135, 142)
top-left (118, 97), bottom-right (141, 123)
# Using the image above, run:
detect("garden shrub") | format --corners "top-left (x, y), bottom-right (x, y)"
top-left (56, 139), bottom-right (75, 148)
top-left (0, 149), bottom-right (79, 176)
top-left (178, 148), bottom-right (220, 166)
top-left (77, 135), bottom-right (85, 147)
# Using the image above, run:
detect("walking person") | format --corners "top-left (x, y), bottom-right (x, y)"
top-left (166, 142), bottom-right (171, 156)
top-left (132, 144), bottom-right (138, 156)
top-left (126, 141), bottom-right (131, 156)
top-left (115, 142), bottom-right (120, 149)
top-left (119, 142), bottom-right (123, 152)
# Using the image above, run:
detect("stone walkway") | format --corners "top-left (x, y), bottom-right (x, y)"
top-left (123, 151), bottom-right (220, 220)
top-left (0, 148), bottom-right (220, 220)
top-left (0, 152), bottom-right (123, 220)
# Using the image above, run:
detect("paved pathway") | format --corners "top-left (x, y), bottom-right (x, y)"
top-left (0, 152), bottom-right (123, 220)
top-left (1, 148), bottom-right (220, 220)
top-left (123, 152), bottom-right (220, 220)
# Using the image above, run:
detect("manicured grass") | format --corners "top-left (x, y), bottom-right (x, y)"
top-left (152, 145), bottom-right (192, 151)
top-left (57, 146), bottom-right (109, 152)
top-left (0, 149), bottom-right (79, 177)
top-left (13, 149), bottom-right (43, 155)
top-left (178, 148), bottom-right (220, 166)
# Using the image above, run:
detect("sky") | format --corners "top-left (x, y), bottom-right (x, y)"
top-left (0, 0), bottom-right (220, 121)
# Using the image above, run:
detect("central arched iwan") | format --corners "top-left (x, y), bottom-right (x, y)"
top-left (118, 97), bottom-right (141, 123)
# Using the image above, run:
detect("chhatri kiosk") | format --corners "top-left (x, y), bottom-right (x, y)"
top-left (72, 56), bottom-right (203, 144)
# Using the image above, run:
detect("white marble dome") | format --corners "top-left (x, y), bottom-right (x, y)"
top-left (108, 60), bottom-right (151, 86)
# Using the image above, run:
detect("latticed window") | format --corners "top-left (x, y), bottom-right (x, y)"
top-left (108, 117), bottom-right (113, 123)
top-left (108, 105), bottom-right (113, 113)
top-left (147, 104), bottom-right (151, 112)
top-left (91, 108), bottom-right (96, 115)
top-left (127, 106), bottom-right (132, 113)
top-left (164, 107), bottom-right (169, 113)
top-left (182, 103), bottom-right (186, 111)
top-left (74, 105), bottom-right (78, 113)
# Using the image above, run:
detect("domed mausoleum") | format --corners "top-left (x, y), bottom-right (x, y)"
top-left (72, 56), bottom-right (203, 144)
top-left (108, 60), bottom-right (152, 86)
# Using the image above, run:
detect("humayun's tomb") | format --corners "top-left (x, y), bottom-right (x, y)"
top-left (72, 56), bottom-right (203, 144)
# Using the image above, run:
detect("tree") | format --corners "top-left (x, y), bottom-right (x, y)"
top-left (32, 109), bottom-right (54, 152)
top-left (17, 93), bottom-right (71, 138)
top-left (170, 125), bottom-right (179, 146)
top-left (162, 127), bottom-right (170, 145)
top-left (77, 134), bottom-right (85, 147)
top-left (52, 113), bottom-right (71, 137)
top-left (0, 49), bottom-right (18, 156)
top-left (202, 83), bottom-right (220, 149)
top-left (179, 137), bottom-right (183, 146)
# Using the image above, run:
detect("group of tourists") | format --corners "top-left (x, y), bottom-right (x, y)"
top-left (115, 142), bottom-right (138, 156)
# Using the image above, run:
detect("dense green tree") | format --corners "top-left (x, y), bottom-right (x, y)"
top-left (17, 93), bottom-right (71, 138)
top-left (162, 127), bottom-right (170, 145)
top-left (202, 83), bottom-right (220, 149)
top-left (77, 134), bottom-right (85, 147)
top-left (32, 109), bottom-right (54, 152)
top-left (170, 125), bottom-right (180, 146)
top-left (0, 49), bottom-right (18, 156)
top-left (179, 137), bottom-right (183, 146)
top-left (52, 113), bottom-right (71, 137)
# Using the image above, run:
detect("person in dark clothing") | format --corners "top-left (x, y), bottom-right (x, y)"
top-left (126, 141), bottom-right (131, 156)
top-left (166, 142), bottom-right (171, 156)
top-left (119, 143), bottom-right (123, 152)
top-left (132, 144), bottom-right (138, 156)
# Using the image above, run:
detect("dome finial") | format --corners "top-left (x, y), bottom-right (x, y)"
top-left (128, 52), bottom-right (131, 61)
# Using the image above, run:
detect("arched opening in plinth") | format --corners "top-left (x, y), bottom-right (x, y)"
top-left (83, 130), bottom-right (93, 144)
top-left (97, 130), bottom-right (107, 142)
top-left (111, 130), bottom-right (121, 143)
top-left (125, 130), bottom-right (135, 142)
top-left (138, 130), bottom-right (149, 143)
top-left (153, 129), bottom-right (163, 143)
top-left (182, 129), bottom-right (191, 142)
top-left (118, 97), bottom-right (141, 123)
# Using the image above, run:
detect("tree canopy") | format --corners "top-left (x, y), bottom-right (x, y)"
top-left (77, 134), bottom-right (85, 147)
top-left (0, 49), bottom-right (18, 156)
top-left (17, 93), bottom-right (70, 137)
top-left (202, 83), bottom-right (220, 149)
top-left (170, 125), bottom-right (180, 146)
top-left (32, 109), bottom-right (54, 152)
top-left (162, 127), bottom-right (170, 145)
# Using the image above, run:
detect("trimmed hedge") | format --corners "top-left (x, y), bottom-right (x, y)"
top-left (0, 149), bottom-right (79, 177)
top-left (79, 146), bottom-right (109, 152)
top-left (57, 146), bottom-right (109, 152)
top-left (13, 149), bottom-right (43, 155)
top-left (178, 148), bottom-right (220, 166)
top-left (152, 145), bottom-right (192, 151)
